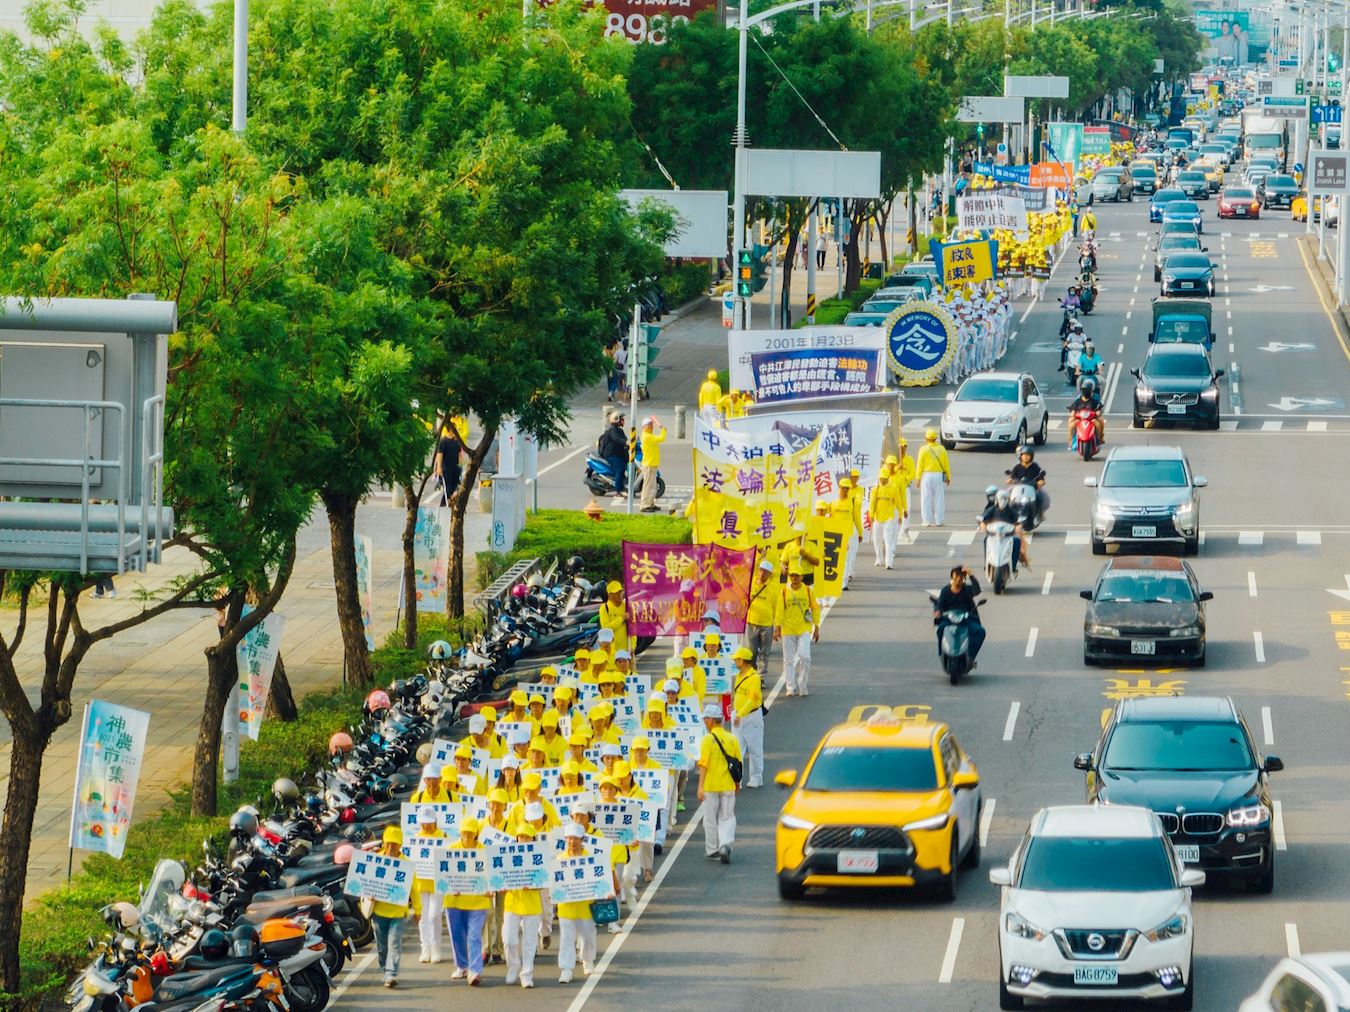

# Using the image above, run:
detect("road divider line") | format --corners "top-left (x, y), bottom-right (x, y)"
top-left (1274, 800), bottom-right (1287, 852)
top-left (1024, 628), bottom-right (1038, 659)
top-left (1254, 631), bottom-right (1266, 664)
top-left (1248, 571), bottom-right (1257, 598)
top-left (1003, 701), bottom-right (1021, 741)
top-left (329, 951), bottom-right (377, 1005)
top-left (979, 799), bottom-right (996, 847)
top-left (537, 444), bottom-right (587, 476)
top-left (1285, 922), bottom-right (1300, 958)
top-left (1262, 705), bottom-right (1274, 746)
top-left (1042, 571), bottom-right (1053, 595)
top-left (1117, 343), bottom-right (1123, 354)
top-left (938, 918), bottom-right (966, 984)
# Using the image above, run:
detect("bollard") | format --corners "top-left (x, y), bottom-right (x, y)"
top-left (674, 404), bottom-right (687, 439)
top-left (392, 485), bottom-right (405, 509)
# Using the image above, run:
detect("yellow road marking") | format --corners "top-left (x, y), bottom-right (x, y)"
top-left (1250, 241), bottom-right (1278, 258)
top-left (1102, 676), bottom-right (1187, 700)
top-left (1296, 234), bottom-right (1350, 368)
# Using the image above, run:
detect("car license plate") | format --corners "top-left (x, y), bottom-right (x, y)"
top-left (1180, 281), bottom-right (1195, 288)
top-left (1236, 209), bottom-right (1247, 215)
top-left (837, 850), bottom-right (879, 874)
top-left (1132, 525), bottom-right (1157, 538)
top-left (1074, 966), bottom-right (1119, 986)
top-left (1132, 640), bottom-right (1156, 655)
top-left (963, 431), bottom-right (989, 439)
top-left (1167, 403), bottom-right (1188, 415)
top-left (1176, 845), bottom-right (1200, 863)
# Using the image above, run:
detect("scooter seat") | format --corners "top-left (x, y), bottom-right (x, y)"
top-left (250, 884), bottom-right (323, 901)
top-left (154, 965), bottom-right (254, 1002)
top-left (279, 864), bottom-right (345, 888)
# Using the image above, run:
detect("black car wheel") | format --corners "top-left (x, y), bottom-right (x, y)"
top-left (935, 837), bottom-right (959, 903)
top-left (1184, 536), bottom-right (1199, 557)
top-left (1034, 414), bottom-right (1048, 446)
top-left (1193, 647), bottom-right (1206, 668)
top-left (1154, 267), bottom-right (1161, 281)
top-left (999, 976), bottom-right (1026, 1010)
top-left (962, 814), bottom-right (982, 869)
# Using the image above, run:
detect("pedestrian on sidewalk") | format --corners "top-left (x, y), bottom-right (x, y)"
top-left (774, 561), bottom-right (820, 697)
top-left (697, 703), bottom-right (742, 863)
top-left (92, 575), bottom-right (116, 599)
top-left (433, 421), bottom-right (463, 507)
top-left (916, 429), bottom-right (951, 527)
top-left (744, 560), bottom-right (777, 674)
top-left (815, 231), bottom-right (827, 270)
top-left (638, 416), bottom-right (666, 512)
top-left (371, 826), bottom-right (411, 988)
top-left (698, 370), bottom-right (722, 426)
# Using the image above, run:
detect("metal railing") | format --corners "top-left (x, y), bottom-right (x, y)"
top-left (140, 394), bottom-right (166, 570)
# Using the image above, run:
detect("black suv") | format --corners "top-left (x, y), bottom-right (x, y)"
top-left (1074, 696), bottom-right (1283, 892)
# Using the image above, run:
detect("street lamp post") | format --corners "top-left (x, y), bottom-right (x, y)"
top-left (232, 0), bottom-right (247, 134)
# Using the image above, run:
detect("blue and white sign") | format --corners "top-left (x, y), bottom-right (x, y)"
top-left (884, 302), bottom-right (959, 386)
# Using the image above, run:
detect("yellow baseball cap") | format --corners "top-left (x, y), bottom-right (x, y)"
top-left (480, 706), bottom-right (497, 722)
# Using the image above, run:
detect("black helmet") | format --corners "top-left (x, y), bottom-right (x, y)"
top-left (272, 778), bottom-right (299, 807)
top-left (565, 555), bottom-right (585, 575)
top-left (228, 925), bottom-right (259, 959)
top-left (1017, 445), bottom-right (1033, 460)
top-left (200, 929), bottom-right (229, 960)
top-left (367, 778), bottom-right (392, 803)
top-left (228, 810), bottom-right (259, 840)
top-left (389, 680), bottom-right (408, 701)
top-left (342, 822), bottom-right (372, 844)
top-left (1080, 376), bottom-right (1099, 397)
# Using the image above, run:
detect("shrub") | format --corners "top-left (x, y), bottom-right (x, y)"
top-left (802, 278), bottom-right (882, 328)
top-left (660, 260), bottom-right (712, 307)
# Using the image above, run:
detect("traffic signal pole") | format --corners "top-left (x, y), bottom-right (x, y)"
top-left (731, 0), bottom-right (750, 331)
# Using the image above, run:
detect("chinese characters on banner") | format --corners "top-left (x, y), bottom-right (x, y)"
top-left (810, 509), bottom-right (856, 597)
top-left (727, 412), bottom-right (890, 490)
top-left (355, 534), bottom-right (374, 651)
top-left (434, 847), bottom-right (492, 895)
top-left (487, 841), bottom-right (551, 891)
top-left (69, 701), bottom-right (150, 858)
top-left (747, 349), bottom-right (882, 403)
top-left (549, 850), bottom-right (615, 904)
top-left (621, 543), bottom-right (756, 637)
top-left (237, 612), bottom-right (286, 741)
top-left (955, 193), bottom-right (1028, 234)
top-left (412, 507), bottom-right (451, 614)
top-left (343, 851), bottom-right (414, 906)
top-left (930, 239), bottom-right (999, 288)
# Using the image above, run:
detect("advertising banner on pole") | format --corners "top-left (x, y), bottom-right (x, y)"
top-left (355, 534), bottom-right (374, 651)
top-left (1047, 123), bottom-right (1085, 174)
top-left (237, 612), bottom-right (286, 741)
top-left (69, 701), bottom-right (150, 858)
top-left (413, 507), bottom-right (451, 613)
top-left (1029, 162), bottom-right (1073, 189)
top-left (1082, 126), bottom-right (1112, 155)
top-left (622, 542), bottom-right (756, 636)
top-left (748, 348), bottom-right (883, 402)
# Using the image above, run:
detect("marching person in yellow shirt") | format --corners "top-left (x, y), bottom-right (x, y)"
top-left (869, 459), bottom-right (903, 569)
top-left (697, 702), bottom-right (743, 864)
top-left (444, 819), bottom-right (491, 986)
top-left (409, 806), bottom-right (446, 965)
top-left (598, 581), bottom-right (632, 655)
top-left (697, 369), bottom-right (722, 425)
top-left (744, 558), bottom-right (778, 672)
top-left (371, 826), bottom-right (411, 987)
top-left (915, 428), bottom-right (952, 527)
top-left (894, 442), bottom-right (917, 541)
top-left (502, 823), bottom-right (543, 988)
top-left (774, 561), bottom-right (820, 697)
top-left (555, 821), bottom-right (617, 984)
top-left (730, 646), bottom-right (764, 788)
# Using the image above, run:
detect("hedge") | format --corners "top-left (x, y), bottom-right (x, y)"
top-left (802, 278), bottom-right (882, 328)
top-left (5, 617), bottom-right (463, 1009)
top-left (660, 260), bottom-right (712, 308)
top-left (477, 508), bottom-right (691, 590)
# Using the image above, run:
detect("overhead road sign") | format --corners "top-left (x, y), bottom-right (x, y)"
top-left (742, 149), bottom-right (881, 199)
top-left (1261, 95), bottom-right (1309, 120)
top-left (958, 96), bottom-right (1024, 124)
top-left (1003, 76), bottom-right (1069, 100)
top-left (619, 189), bottom-right (729, 258)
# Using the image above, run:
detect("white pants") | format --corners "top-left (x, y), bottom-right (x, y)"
top-left (920, 472), bottom-right (946, 525)
top-left (667, 769), bottom-right (685, 826)
top-left (503, 912), bottom-right (540, 985)
top-left (900, 489), bottom-right (913, 539)
top-left (558, 917), bottom-right (597, 972)
top-left (621, 858), bottom-right (640, 904)
top-left (782, 633), bottom-right (811, 692)
top-left (703, 790), bottom-right (737, 855)
top-left (735, 708), bottom-right (765, 787)
top-left (418, 892), bottom-right (442, 958)
top-left (538, 890), bottom-right (553, 943)
top-left (844, 533), bottom-right (858, 585)
top-left (872, 516), bottom-right (899, 567)
top-left (638, 840), bottom-right (655, 874)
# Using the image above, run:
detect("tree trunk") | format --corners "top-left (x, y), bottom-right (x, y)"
top-left (844, 201), bottom-right (866, 293)
top-left (190, 643), bottom-right (236, 817)
top-left (401, 482), bottom-right (420, 650)
top-left (447, 428), bottom-right (496, 619)
top-left (264, 653), bottom-right (297, 722)
top-left (908, 186), bottom-right (918, 257)
top-left (322, 490), bottom-right (372, 686)
top-left (0, 717), bottom-right (50, 993)
top-left (877, 201), bottom-right (890, 271)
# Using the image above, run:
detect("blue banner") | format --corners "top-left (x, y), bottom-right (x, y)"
top-left (748, 348), bottom-right (883, 402)
top-left (972, 162), bottom-right (1030, 184)
top-left (886, 303), bottom-right (959, 386)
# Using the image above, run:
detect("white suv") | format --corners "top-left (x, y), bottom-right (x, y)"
top-left (939, 371), bottom-right (1049, 450)
top-left (991, 804), bottom-right (1203, 1010)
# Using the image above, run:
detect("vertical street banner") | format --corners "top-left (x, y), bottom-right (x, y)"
top-left (237, 612), bottom-right (286, 741)
top-left (810, 510), bottom-right (856, 597)
top-left (69, 701), bottom-right (151, 858)
top-left (622, 543), bottom-right (756, 636)
top-left (355, 534), bottom-right (375, 651)
top-left (413, 507), bottom-right (451, 613)
top-left (1047, 123), bottom-right (1085, 175)
top-left (1082, 126), bottom-right (1112, 156)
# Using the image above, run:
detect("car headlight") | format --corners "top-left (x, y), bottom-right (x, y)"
top-left (1093, 503), bottom-right (1116, 523)
top-left (1145, 912), bottom-right (1189, 943)
top-left (1226, 802), bottom-right (1270, 827)
top-left (1169, 625), bottom-right (1201, 637)
top-left (1005, 912), bottom-right (1047, 941)
top-left (1162, 274), bottom-right (1176, 284)
top-left (1200, 387), bottom-right (1218, 400)
top-left (1087, 623), bottom-right (1121, 637)
top-left (996, 411), bottom-right (1018, 424)
top-left (779, 814), bottom-right (815, 832)
top-left (903, 812), bottom-right (952, 833)
top-left (1135, 385), bottom-right (1153, 400)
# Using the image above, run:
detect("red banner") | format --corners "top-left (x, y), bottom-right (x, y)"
top-left (1029, 161), bottom-right (1073, 189)
top-left (622, 542), bottom-right (756, 636)
top-left (596, 0), bottom-right (718, 43)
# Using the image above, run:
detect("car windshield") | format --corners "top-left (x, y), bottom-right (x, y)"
top-left (843, 314), bottom-right (885, 326)
top-left (1153, 189), bottom-right (1183, 203)
top-left (1155, 319), bottom-right (1208, 343)
top-left (803, 745), bottom-right (939, 792)
top-left (1098, 170), bottom-right (1122, 179)
top-left (1179, 172), bottom-right (1206, 181)
top-left (1103, 720), bottom-right (1255, 772)
top-left (1165, 201), bottom-right (1199, 215)
top-left (1096, 571), bottom-right (1195, 604)
top-left (1101, 458), bottom-right (1189, 488)
top-left (1225, 188), bottom-right (1255, 200)
top-left (957, 378), bottom-right (1019, 403)
top-left (1161, 237), bottom-right (1200, 251)
top-left (1164, 254), bottom-right (1211, 269)
top-left (1135, 167), bottom-right (1157, 178)
top-left (1146, 351), bottom-right (1212, 378)
top-left (1018, 836), bottom-right (1175, 892)
top-left (1267, 175), bottom-right (1295, 187)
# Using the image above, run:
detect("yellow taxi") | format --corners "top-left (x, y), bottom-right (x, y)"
top-left (773, 707), bottom-right (983, 901)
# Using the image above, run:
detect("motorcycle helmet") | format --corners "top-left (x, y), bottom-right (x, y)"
top-left (364, 689), bottom-right (391, 716)
top-left (415, 742), bottom-right (434, 765)
top-left (994, 488), bottom-right (1011, 509)
top-left (303, 793), bottom-right (324, 814)
top-left (565, 555), bottom-right (585, 575)
top-left (328, 731), bottom-right (354, 756)
top-left (1084, 340), bottom-right (1095, 354)
top-left (342, 822), bottom-right (373, 845)
top-left (333, 844), bottom-right (355, 865)
top-left (429, 640), bottom-right (452, 661)
top-left (527, 573), bottom-right (544, 589)
top-left (983, 484), bottom-right (998, 503)
top-left (106, 901), bottom-right (140, 930)
top-left (228, 809), bottom-right (259, 840)
top-left (1080, 376), bottom-right (1098, 397)
top-left (228, 925), bottom-right (260, 959)
top-left (149, 952), bottom-right (172, 976)
top-left (271, 777), bottom-right (300, 807)
top-left (367, 778), bottom-right (392, 803)
top-left (339, 806), bottom-right (358, 824)
top-left (199, 929), bottom-right (229, 960)
top-left (1016, 445), bottom-right (1033, 460)
top-left (406, 674), bottom-right (428, 697)
top-left (510, 583), bottom-right (529, 598)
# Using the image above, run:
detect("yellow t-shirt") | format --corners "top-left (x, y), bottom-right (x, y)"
top-left (506, 797), bottom-right (561, 834)
top-left (870, 476), bottom-right (902, 522)
top-left (599, 600), bottom-right (628, 645)
top-left (639, 428), bottom-right (667, 469)
top-left (746, 574), bottom-right (777, 627)
top-left (504, 886), bottom-right (542, 917)
top-left (775, 582), bottom-right (819, 636)
top-left (915, 442), bottom-right (950, 478)
top-left (698, 378), bottom-right (722, 410)
top-left (733, 667), bottom-right (763, 719)
top-left (410, 785), bottom-right (450, 805)
top-left (698, 727), bottom-right (743, 793)
top-left (539, 732), bottom-right (568, 766)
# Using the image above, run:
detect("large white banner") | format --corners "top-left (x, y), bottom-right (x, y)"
top-left (724, 410), bottom-right (890, 487)
top-left (956, 193), bottom-right (1028, 234)
top-left (728, 328), bottom-right (887, 392)
top-left (237, 612), bottom-right (286, 741)
top-left (69, 701), bottom-right (151, 858)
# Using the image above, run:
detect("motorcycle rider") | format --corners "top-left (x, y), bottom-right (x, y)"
top-left (979, 486), bottom-right (1026, 572)
top-left (1007, 445), bottom-right (1050, 522)
top-left (596, 412), bottom-right (628, 498)
top-left (1068, 375), bottom-right (1106, 448)
top-left (932, 566), bottom-right (986, 669)
top-left (1060, 317), bottom-right (1086, 371)
top-left (1059, 285), bottom-right (1082, 333)
top-left (1075, 339), bottom-right (1104, 386)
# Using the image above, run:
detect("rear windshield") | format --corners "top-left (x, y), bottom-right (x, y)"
top-left (804, 746), bottom-right (939, 792)
top-left (1018, 836), bottom-right (1175, 892)
top-left (1165, 201), bottom-right (1199, 214)
top-left (1225, 188), bottom-right (1255, 199)
top-left (1266, 175), bottom-right (1295, 187)
top-left (1134, 167), bottom-right (1158, 178)
top-left (1103, 721), bottom-right (1255, 772)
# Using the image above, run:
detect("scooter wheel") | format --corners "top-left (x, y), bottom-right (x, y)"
top-left (286, 966), bottom-right (331, 1012)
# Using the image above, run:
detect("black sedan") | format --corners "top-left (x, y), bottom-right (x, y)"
top-left (1260, 173), bottom-right (1299, 209)
top-left (1176, 169), bottom-right (1210, 200)
top-left (1159, 252), bottom-right (1216, 297)
top-left (1132, 344), bottom-right (1224, 429)
top-left (1074, 695), bottom-right (1282, 892)
top-left (1080, 555), bottom-right (1211, 666)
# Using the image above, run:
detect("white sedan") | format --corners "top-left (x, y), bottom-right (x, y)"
top-left (992, 804), bottom-right (1203, 1010)
top-left (939, 371), bottom-right (1049, 450)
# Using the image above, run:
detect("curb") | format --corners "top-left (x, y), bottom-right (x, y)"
top-left (1296, 234), bottom-right (1350, 346)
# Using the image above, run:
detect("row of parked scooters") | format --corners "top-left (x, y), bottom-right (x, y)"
top-left (69, 558), bottom-right (630, 1011)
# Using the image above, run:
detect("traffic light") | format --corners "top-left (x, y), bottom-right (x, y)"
top-left (751, 243), bottom-right (770, 292)
top-left (1297, 78), bottom-right (1307, 96)
top-left (736, 248), bottom-right (755, 297)
top-left (634, 323), bottom-right (661, 393)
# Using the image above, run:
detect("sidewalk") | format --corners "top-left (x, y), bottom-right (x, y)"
top-left (1, 498), bottom-right (489, 899)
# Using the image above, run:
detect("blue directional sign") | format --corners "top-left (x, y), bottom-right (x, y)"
top-left (1312, 104), bottom-right (1344, 125)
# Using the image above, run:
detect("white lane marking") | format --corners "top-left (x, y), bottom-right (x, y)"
top-left (1261, 420), bottom-right (1283, 432)
top-left (1121, 325), bottom-right (1128, 337)
top-left (1220, 420), bottom-right (1239, 431)
top-left (538, 444), bottom-right (588, 476)
top-left (1238, 530), bottom-right (1265, 546)
top-left (1254, 631), bottom-right (1266, 664)
top-left (1102, 361), bottom-right (1123, 416)
top-left (1125, 310), bottom-right (1132, 320)
top-left (1024, 629), bottom-right (1038, 659)
top-left (1248, 571), bottom-right (1258, 597)
top-left (1042, 571), bottom-right (1054, 595)
top-left (1229, 343), bottom-right (1235, 353)
top-left (1227, 310), bottom-right (1233, 319)
top-left (1117, 343), bottom-right (1124, 354)
top-left (938, 918), bottom-right (966, 984)
top-left (979, 799), bottom-right (996, 847)
top-left (1228, 326), bottom-right (1234, 336)
top-left (902, 417), bottom-right (933, 432)
top-left (1274, 800), bottom-right (1288, 852)
top-left (1132, 285), bottom-right (1139, 293)
top-left (947, 530), bottom-right (975, 547)
top-left (1262, 705), bottom-right (1274, 746)
top-left (1285, 922), bottom-right (1300, 959)
top-left (1047, 419), bottom-right (1063, 430)
top-left (1003, 701), bottom-right (1021, 741)
top-left (1066, 530), bottom-right (1089, 546)
top-left (1298, 531), bottom-right (1322, 545)
top-left (1308, 421), bottom-right (1329, 432)
top-left (329, 951), bottom-right (377, 1004)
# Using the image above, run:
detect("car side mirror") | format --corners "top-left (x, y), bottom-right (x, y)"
top-left (1083, 476), bottom-right (1098, 488)
top-left (1198, 591), bottom-right (1214, 602)
top-left (988, 867), bottom-right (1012, 887)
top-left (951, 770), bottom-right (980, 790)
top-left (1026, 393), bottom-right (1040, 405)
top-left (1130, 368), bottom-right (1142, 379)
top-left (1079, 590), bottom-right (1093, 601)
top-left (1193, 476), bottom-right (1208, 488)
top-left (774, 769), bottom-right (798, 789)
top-left (1202, 246), bottom-right (1209, 252)
top-left (1213, 369), bottom-right (1226, 380)
top-left (1180, 869), bottom-right (1206, 888)
top-left (1264, 755), bottom-right (1284, 773)
top-left (1073, 752), bottom-right (1094, 771)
